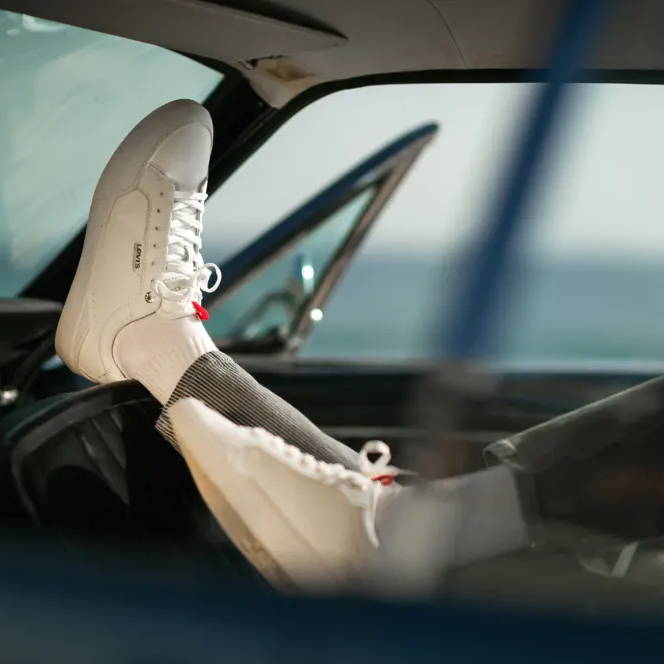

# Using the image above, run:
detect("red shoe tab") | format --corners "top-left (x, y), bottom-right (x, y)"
top-left (192, 301), bottom-right (209, 321)
top-left (371, 474), bottom-right (395, 487)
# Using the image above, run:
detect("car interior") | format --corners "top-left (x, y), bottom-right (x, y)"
top-left (4, 0), bottom-right (664, 617)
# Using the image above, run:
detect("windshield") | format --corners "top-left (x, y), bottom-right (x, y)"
top-left (203, 81), bottom-right (664, 366)
top-left (0, 10), bottom-right (223, 296)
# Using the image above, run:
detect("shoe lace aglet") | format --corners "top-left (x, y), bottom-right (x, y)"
top-left (192, 301), bottom-right (209, 320)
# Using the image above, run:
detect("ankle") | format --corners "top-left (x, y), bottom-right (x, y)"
top-left (114, 314), bottom-right (216, 403)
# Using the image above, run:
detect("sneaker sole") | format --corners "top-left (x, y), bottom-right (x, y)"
top-left (170, 399), bottom-right (348, 592)
top-left (180, 443), bottom-right (299, 592)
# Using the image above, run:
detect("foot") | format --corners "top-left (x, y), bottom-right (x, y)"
top-left (56, 99), bottom-right (220, 388)
top-left (169, 398), bottom-right (402, 592)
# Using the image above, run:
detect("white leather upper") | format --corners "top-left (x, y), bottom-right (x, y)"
top-left (151, 123), bottom-right (212, 191)
top-left (170, 398), bottom-right (386, 591)
top-left (56, 99), bottom-right (214, 382)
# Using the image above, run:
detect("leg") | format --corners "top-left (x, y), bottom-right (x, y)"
top-left (55, 100), bottom-right (526, 593)
top-left (372, 466), bottom-right (528, 595)
top-left (156, 350), bottom-right (358, 469)
top-left (169, 399), bottom-right (528, 593)
top-left (55, 99), bottom-right (357, 470)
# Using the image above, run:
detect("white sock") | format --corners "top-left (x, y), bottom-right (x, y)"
top-left (373, 466), bottom-right (527, 595)
top-left (114, 314), bottom-right (216, 404)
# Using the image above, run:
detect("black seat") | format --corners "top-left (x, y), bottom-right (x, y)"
top-left (0, 380), bottom-right (261, 581)
top-left (0, 381), bottom-right (194, 529)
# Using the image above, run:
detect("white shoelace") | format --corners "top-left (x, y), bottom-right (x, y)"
top-left (153, 190), bottom-right (221, 318)
top-left (358, 440), bottom-right (400, 486)
top-left (246, 428), bottom-right (399, 490)
top-left (244, 428), bottom-right (401, 547)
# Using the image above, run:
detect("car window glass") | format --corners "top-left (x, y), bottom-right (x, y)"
top-left (200, 84), bottom-right (502, 265)
top-left (488, 84), bottom-right (664, 366)
top-left (215, 83), bottom-right (662, 366)
top-left (207, 186), bottom-right (377, 345)
top-left (203, 83), bottom-right (524, 358)
top-left (0, 10), bottom-right (223, 296)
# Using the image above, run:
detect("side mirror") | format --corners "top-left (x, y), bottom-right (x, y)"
top-left (287, 253), bottom-right (315, 299)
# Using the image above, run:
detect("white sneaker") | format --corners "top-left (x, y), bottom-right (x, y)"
top-left (56, 99), bottom-right (221, 383)
top-left (169, 398), bottom-right (401, 592)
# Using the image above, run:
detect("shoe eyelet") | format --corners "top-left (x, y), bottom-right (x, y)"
top-left (156, 209), bottom-right (160, 213)
top-left (160, 192), bottom-right (164, 197)
top-left (154, 226), bottom-right (159, 231)
top-left (145, 291), bottom-right (154, 303)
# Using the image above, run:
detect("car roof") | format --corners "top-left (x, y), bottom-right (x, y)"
top-left (3, 0), bottom-right (663, 106)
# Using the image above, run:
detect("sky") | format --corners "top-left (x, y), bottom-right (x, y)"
top-left (205, 81), bottom-right (664, 264)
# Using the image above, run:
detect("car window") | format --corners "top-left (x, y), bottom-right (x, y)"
top-left (207, 185), bottom-right (378, 345)
top-left (487, 84), bottom-right (664, 367)
top-left (205, 82), bottom-right (664, 366)
top-left (202, 83), bottom-right (521, 358)
top-left (0, 10), bottom-right (223, 296)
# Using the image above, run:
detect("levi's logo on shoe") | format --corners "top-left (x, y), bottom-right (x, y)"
top-left (132, 243), bottom-right (143, 271)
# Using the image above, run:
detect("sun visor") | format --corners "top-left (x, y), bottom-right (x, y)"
top-left (0, 0), bottom-right (346, 61)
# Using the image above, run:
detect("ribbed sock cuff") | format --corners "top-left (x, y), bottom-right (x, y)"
top-left (156, 350), bottom-right (359, 471)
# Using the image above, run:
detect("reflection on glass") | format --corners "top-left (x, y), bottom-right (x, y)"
top-left (0, 10), bottom-right (223, 295)
top-left (207, 186), bottom-right (377, 345)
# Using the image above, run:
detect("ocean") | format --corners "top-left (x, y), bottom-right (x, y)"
top-left (301, 253), bottom-right (664, 366)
